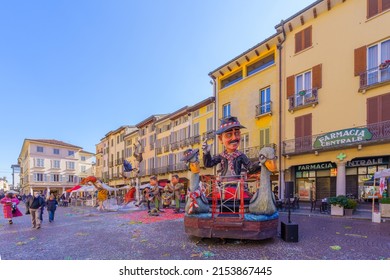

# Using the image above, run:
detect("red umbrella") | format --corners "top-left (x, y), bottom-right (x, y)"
top-left (66, 185), bottom-right (82, 193)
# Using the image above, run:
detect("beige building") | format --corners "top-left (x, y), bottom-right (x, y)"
top-left (18, 139), bottom-right (94, 196)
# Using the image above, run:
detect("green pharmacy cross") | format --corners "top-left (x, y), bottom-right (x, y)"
top-left (336, 153), bottom-right (347, 161)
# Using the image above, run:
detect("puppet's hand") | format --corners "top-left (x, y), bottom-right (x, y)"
top-left (202, 140), bottom-right (211, 154)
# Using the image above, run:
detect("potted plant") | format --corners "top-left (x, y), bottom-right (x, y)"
top-left (344, 199), bottom-right (358, 216)
top-left (329, 195), bottom-right (348, 216)
top-left (379, 197), bottom-right (390, 218)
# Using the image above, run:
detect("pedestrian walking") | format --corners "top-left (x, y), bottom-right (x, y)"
top-left (46, 194), bottom-right (58, 223)
top-left (0, 192), bottom-right (23, 224)
top-left (39, 194), bottom-right (46, 222)
top-left (26, 191), bottom-right (45, 229)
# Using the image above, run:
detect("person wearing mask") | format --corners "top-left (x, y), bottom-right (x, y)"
top-left (46, 194), bottom-right (58, 223)
top-left (26, 191), bottom-right (44, 229)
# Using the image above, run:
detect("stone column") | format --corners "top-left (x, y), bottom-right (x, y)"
top-left (336, 162), bottom-right (346, 196)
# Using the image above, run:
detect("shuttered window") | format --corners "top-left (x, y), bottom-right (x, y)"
top-left (354, 46), bottom-right (367, 76)
top-left (295, 26), bottom-right (312, 53)
top-left (295, 114), bottom-right (312, 152)
top-left (260, 128), bottom-right (270, 148)
top-left (287, 75), bottom-right (295, 99)
top-left (312, 64), bottom-right (322, 89)
top-left (367, 0), bottom-right (390, 18)
top-left (367, 92), bottom-right (390, 124)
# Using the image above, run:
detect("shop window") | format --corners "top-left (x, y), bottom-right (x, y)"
top-left (358, 167), bottom-right (368, 175)
top-left (346, 168), bottom-right (358, 175)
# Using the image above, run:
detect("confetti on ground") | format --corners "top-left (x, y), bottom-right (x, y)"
top-left (344, 226), bottom-right (352, 229)
top-left (336, 232), bottom-right (340, 234)
top-left (29, 237), bottom-right (36, 241)
top-left (162, 253), bottom-right (170, 257)
top-left (345, 233), bottom-right (367, 238)
top-left (330, 245), bottom-right (341, 251)
top-left (140, 239), bottom-right (148, 243)
top-left (16, 241), bottom-right (27, 246)
top-left (118, 209), bottom-right (184, 224)
top-left (191, 250), bottom-right (215, 258)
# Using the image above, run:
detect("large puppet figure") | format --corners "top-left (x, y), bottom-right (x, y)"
top-left (202, 116), bottom-right (260, 200)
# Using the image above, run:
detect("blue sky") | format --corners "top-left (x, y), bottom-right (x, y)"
top-left (0, 0), bottom-right (314, 179)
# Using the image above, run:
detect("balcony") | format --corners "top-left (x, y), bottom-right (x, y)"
top-left (109, 162), bottom-right (114, 168)
top-left (190, 135), bottom-right (201, 145)
top-left (171, 142), bottom-right (179, 151)
top-left (163, 145), bottom-right (170, 153)
top-left (156, 166), bottom-right (169, 174)
top-left (202, 130), bottom-right (215, 141)
top-left (283, 120), bottom-right (390, 156)
top-left (239, 144), bottom-right (277, 161)
top-left (288, 88), bottom-right (318, 112)
top-left (168, 162), bottom-right (188, 172)
top-left (359, 64), bottom-right (390, 92)
top-left (156, 147), bottom-right (162, 155)
top-left (255, 102), bottom-right (272, 117)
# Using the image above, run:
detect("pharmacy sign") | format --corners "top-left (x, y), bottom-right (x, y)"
top-left (313, 128), bottom-right (372, 149)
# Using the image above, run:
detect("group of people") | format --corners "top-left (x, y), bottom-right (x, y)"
top-left (143, 174), bottom-right (184, 215)
top-left (0, 191), bottom-right (58, 229)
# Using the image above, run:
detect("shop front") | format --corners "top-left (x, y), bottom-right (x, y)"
top-left (346, 156), bottom-right (389, 200)
top-left (294, 161), bottom-right (337, 201)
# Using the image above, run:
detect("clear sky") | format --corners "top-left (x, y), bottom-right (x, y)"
top-left (0, 0), bottom-right (315, 179)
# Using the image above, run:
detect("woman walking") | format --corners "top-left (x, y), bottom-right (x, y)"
top-left (46, 194), bottom-right (58, 223)
top-left (0, 192), bottom-right (23, 224)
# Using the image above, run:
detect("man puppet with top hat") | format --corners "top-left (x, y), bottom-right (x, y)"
top-left (203, 116), bottom-right (260, 179)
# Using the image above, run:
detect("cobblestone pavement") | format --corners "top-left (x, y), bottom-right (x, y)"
top-left (0, 203), bottom-right (389, 260)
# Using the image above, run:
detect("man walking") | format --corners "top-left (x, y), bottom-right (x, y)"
top-left (26, 191), bottom-right (44, 229)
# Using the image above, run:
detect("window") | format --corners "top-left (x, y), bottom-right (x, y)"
top-left (68, 150), bottom-right (75, 156)
top-left (221, 70), bottom-right (243, 89)
top-left (51, 174), bottom-right (60, 182)
top-left (35, 158), bottom-right (44, 167)
top-left (207, 117), bottom-right (213, 132)
top-left (206, 104), bottom-right (213, 112)
top-left (241, 133), bottom-right (250, 153)
top-left (53, 148), bottom-right (60, 155)
top-left (117, 135), bottom-right (120, 144)
top-left (37, 146), bottom-right (43, 153)
top-left (295, 26), bottom-right (312, 53)
top-left (193, 123), bottom-right (200, 136)
top-left (247, 54), bottom-right (275, 76)
top-left (34, 173), bottom-right (44, 182)
top-left (295, 71), bottom-right (312, 106)
top-left (367, 0), bottom-right (390, 18)
top-left (259, 87), bottom-right (271, 114)
top-left (222, 103), bottom-right (231, 119)
top-left (81, 156), bottom-right (86, 161)
top-left (67, 175), bottom-right (74, 183)
top-left (260, 128), bottom-right (270, 148)
top-left (66, 161), bottom-right (75, 170)
top-left (81, 166), bottom-right (86, 173)
top-left (193, 110), bottom-right (200, 118)
top-left (111, 139), bottom-right (114, 146)
top-left (367, 39), bottom-right (390, 85)
top-left (52, 160), bottom-right (60, 169)
top-left (295, 114), bottom-right (312, 152)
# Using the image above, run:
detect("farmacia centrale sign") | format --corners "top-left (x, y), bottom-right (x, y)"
top-left (313, 128), bottom-right (372, 148)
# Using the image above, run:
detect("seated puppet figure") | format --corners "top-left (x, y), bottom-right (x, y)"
top-left (202, 116), bottom-right (260, 199)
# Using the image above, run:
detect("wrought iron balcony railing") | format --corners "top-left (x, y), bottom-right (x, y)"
top-left (238, 144), bottom-right (277, 160)
top-left (156, 147), bottom-right (162, 155)
top-left (163, 145), bottom-right (170, 153)
top-left (255, 102), bottom-right (272, 117)
top-left (359, 64), bottom-right (390, 92)
top-left (288, 88), bottom-right (318, 112)
top-left (283, 120), bottom-right (390, 156)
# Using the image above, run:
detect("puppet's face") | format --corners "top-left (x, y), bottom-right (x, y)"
top-left (171, 177), bottom-right (179, 185)
top-left (219, 128), bottom-right (241, 153)
top-left (150, 179), bottom-right (157, 186)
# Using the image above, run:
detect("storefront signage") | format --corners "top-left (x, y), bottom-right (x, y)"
top-left (313, 128), bottom-right (372, 149)
top-left (346, 157), bottom-right (388, 167)
top-left (297, 162), bottom-right (336, 171)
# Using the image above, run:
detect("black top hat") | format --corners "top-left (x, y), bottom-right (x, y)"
top-left (180, 148), bottom-right (199, 162)
top-left (215, 116), bottom-right (245, 135)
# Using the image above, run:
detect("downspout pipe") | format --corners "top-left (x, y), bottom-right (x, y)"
top-left (211, 77), bottom-right (217, 176)
top-left (277, 20), bottom-right (286, 199)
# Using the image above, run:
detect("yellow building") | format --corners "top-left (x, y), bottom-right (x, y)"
top-left (103, 126), bottom-right (137, 187)
top-left (135, 115), bottom-right (166, 184)
top-left (209, 33), bottom-right (281, 190)
top-left (123, 129), bottom-right (140, 182)
top-left (279, 0), bottom-right (390, 201)
top-left (95, 141), bottom-right (104, 180)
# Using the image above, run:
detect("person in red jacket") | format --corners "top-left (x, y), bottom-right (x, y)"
top-left (0, 192), bottom-right (23, 224)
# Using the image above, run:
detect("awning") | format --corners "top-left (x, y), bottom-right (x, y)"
top-left (66, 185), bottom-right (82, 193)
